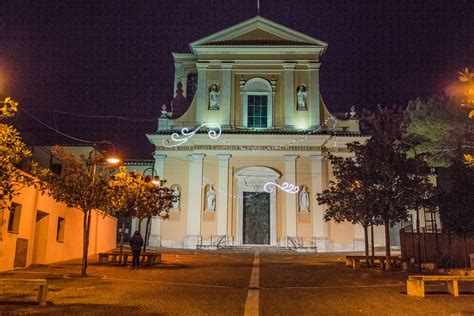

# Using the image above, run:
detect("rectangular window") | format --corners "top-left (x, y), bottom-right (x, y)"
top-left (57, 217), bottom-right (65, 242)
top-left (248, 95), bottom-right (268, 128)
top-left (8, 203), bottom-right (22, 234)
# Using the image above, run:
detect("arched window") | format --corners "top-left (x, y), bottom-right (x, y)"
top-left (242, 78), bottom-right (273, 128)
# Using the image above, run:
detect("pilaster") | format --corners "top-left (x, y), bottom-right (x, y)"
top-left (353, 224), bottom-right (365, 251)
top-left (173, 62), bottom-right (183, 97)
top-left (284, 155), bottom-right (299, 238)
top-left (217, 154), bottom-right (231, 237)
top-left (184, 153), bottom-right (205, 248)
top-left (149, 153), bottom-right (167, 245)
top-left (311, 154), bottom-right (329, 250)
top-left (220, 64), bottom-right (233, 127)
top-left (309, 63), bottom-right (321, 128)
top-left (283, 63), bottom-right (296, 129)
top-left (152, 153), bottom-right (167, 178)
top-left (196, 63), bottom-right (208, 124)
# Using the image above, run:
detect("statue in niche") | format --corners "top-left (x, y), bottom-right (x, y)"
top-left (299, 186), bottom-right (309, 212)
top-left (206, 185), bottom-right (216, 211)
top-left (296, 85), bottom-right (308, 110)
top-left (209, 84), bottom-right (220, 110)
top-left (171, 185), bottom-right (181, 211)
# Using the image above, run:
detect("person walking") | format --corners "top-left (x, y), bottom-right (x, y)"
top-left (129, 231), bottom-right (144, 269)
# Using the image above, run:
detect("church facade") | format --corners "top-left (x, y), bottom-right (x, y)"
top-left (144, 16), bottom-right (378, 251)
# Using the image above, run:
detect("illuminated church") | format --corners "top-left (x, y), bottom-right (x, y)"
top-left (142, 16), bottom-right (372, 251)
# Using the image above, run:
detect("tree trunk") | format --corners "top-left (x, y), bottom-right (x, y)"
top-left (448, 230), bottom-right (452, 269)
top-left (384, 220), bottom-right (392, 271)
top-left (143, 216), bottom-right (151, 253)
top-left (138, 218), bottom-right (142, 232)
top-left (371, 224), bottom-right (375, 260)
top-left (363, 225), bottom-right (369, 266)
top-left (81, 209), bottom-right (92, 277)
top-left (119, 221), bottom-right (125, 258)
top-left (463, 234), bottom-right (469, 269)
top-left (415, 208), bottom-right (421, 265)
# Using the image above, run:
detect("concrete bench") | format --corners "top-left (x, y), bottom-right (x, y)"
top-left (345, 255), bottom-right (406, 270)
top-left (0, 278), bottom-right (48, 305)
top-left (407, 275), bottom-right (474, 297)
top-left (99, 252), bottom-right (161, 266)
top-left (98, 252), bottom-right (128, 264)
top-left (125, 253), bottom-right (162, 266)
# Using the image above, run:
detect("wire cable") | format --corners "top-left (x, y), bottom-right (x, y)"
top-left (20, 108), bottom-right (109, 145)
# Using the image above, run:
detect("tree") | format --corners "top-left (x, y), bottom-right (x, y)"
top-left (321, 105), bottom-right (435, 270)
top-left (438, 155), bottom-right (474, 268)
top-left (317, 153), bottom-right (376, 264)
top-left (1, 97), bottom-right (49, 243)
top-left (458, 68), bottom-right (474, 166)
top-left (42, 146), bottom-right (115, 277)
top-left (362, 106), bottom-right (437, 269)
top-left (0, 97), bottom-right (47, 211)
top-left (405, 96), bottom-right (469, 167)
top-left (107, 168), bottom-right (172, 257)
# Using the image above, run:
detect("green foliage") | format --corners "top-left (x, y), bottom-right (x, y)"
top-left (438, 158), bottom-right (474, 237)
top-left (41, 145), bottom-right (117, 276)
top-left (0, 97), bottom-right (49, 210)
top-left (406, 96), bottom-right (471, 167)
top-left (319, 105), bottom-right (436, 269)
top-left (317, 154), bottom-right (375, 227)
top-left (42, 146), bottom-right (112, 212)
top-left (107, 167), bottom-right (173, 221)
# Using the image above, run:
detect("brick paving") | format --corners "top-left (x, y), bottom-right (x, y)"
top-left (0, 250), bottom-right (473, 315)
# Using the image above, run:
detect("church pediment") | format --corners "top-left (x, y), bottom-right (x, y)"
top-left (190, 16), bottom-right (327, 51)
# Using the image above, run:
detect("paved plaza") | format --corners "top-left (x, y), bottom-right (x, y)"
top-left (1, 250), bottom-right (473, 315)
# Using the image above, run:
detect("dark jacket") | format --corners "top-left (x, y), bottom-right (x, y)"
top-left (129, 233), bottom-right (144, 251)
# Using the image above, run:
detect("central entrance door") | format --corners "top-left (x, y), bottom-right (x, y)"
top-left (243, 192), bottom-right (270, 245)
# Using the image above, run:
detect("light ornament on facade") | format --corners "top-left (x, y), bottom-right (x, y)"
top-left (216, 115), bottom-right (338, 152)
top-left (161, 115), bottom-right (338, 150)
top-left (263, 182), bottom-right (300, 194)
top-left (162, 123), bottom-right (222, 147)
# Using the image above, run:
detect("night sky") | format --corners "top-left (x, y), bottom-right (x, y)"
top-left (1, 0), bottom-right (472, 158)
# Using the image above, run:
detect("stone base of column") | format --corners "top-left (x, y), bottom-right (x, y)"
top-left (183, 234), bottom-right (201, 249)
top-left (148, 234), bottom-right (161, 247)
top-left (353, 237), bottom-right (365, 251)
top-left (315, 237), bottom-right (329, 252)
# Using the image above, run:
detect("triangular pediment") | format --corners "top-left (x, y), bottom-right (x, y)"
top-left (190, 16), bottom-right (327, 50)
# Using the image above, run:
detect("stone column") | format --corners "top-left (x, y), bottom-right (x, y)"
top-left (217, 154), bottom-right (231, 238)
top-left (196, 63), bottom-right (208, 124)
top-left (284, 155), bottom-right (299, 240)
top-left (311, 154), bottom-right (329, 251)
top-left (283, 63), bottom-right (296, 129)
top-left (220, 64), bottom-right (233, 128)
top-left (309, 63), bottom-right (321, 128)
top-left (149, 153), bottom-right (167, 246)
top-left (184, 154), bottom-right (205, 248)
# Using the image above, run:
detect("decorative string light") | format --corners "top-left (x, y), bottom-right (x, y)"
top-left (263, 181), bottom-right (300, 194)
top-left (215, 115), bottom-right (338, 152)
top-left (162, 123), bottom-right (222, 147)
top-left (160, 114), bottom-right (340, 150)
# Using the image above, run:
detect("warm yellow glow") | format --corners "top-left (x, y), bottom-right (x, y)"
top-left (105, 157), bottom-right (121, 164)
top-left (294, 118), bottom-right (310, 130)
